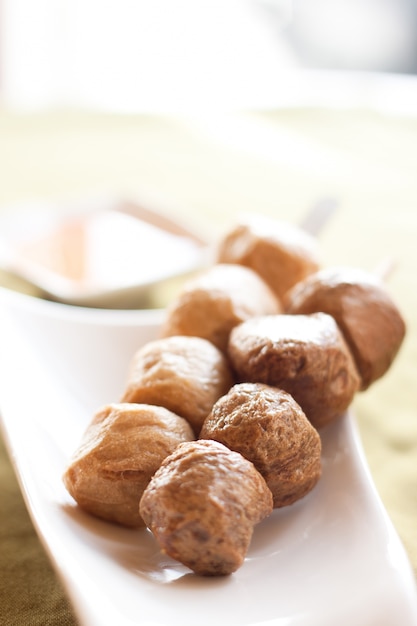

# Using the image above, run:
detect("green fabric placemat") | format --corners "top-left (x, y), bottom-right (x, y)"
top-left (0, 434), bottom-right (77, 625)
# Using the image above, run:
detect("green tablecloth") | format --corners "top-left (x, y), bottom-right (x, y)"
top-left (0, 104), bottom-right (416, 625)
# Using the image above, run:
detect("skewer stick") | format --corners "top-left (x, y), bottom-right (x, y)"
top-left (301, 197), bottom-right (396, 284)
top-left (373, 257), bottom-right (397, 282)
top-left (299, 196), bottom-right (339, 237)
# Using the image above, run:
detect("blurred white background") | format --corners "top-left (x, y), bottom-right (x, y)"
top-left (0, 0), bottom-right (416, 111)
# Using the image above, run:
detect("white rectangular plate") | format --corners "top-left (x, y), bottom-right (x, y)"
top-left (0, 286), bottom-right (416, 626)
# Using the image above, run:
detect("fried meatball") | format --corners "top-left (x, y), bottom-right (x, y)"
top-left (200, 383), bottom-right (321, 508)
top-left (160, 263), bottom-right (281, 353)
top-left (63, 403), bottom-right (194, 528)
top-left (228, 313), bottom-right (360, 429)
top-left (285, 266), bottom-right (406, 390)
top-left (121, 335), bottom-right (234, 435)
top-left (139, 439), bottom-right (273, 576)
top-left (216, 215), bottom-right (320, 300)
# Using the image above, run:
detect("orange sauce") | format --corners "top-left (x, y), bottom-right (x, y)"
top-left (16, 209), bottom-right (202, 293)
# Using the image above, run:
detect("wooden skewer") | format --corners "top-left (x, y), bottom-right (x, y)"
top-left (373, 257), bottom-right (397, 282)
top-left (299, 196), bottom-right (339, 237)
top-left (300, 198), bottom-right (397, 285)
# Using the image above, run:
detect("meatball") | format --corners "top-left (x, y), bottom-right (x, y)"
top-left (121, 335), bottom-right (234, 435)
top-left (216, 214), bottom-right (320, 300)
top-left (160, 263), bottom-right (281, 353)
top-left (285, 266), bottom-right (406, 390)
top-left (139, 439), bottom-right (273, 576)
top-left (228, 313), bottom-right (360, 429)
top-left (200, 382), bottom-right (322, 508)
top-left (63, 403), bottom-right (194, 528)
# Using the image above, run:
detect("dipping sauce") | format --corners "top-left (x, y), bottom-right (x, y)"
top-left (7, 207), bottom-right (206, 307)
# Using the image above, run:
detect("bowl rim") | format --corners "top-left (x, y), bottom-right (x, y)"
top-left (0, 284), bottom-right (165, 327)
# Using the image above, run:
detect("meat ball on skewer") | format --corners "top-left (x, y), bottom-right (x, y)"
top-left (139, 439), bottom-right (273, 576)
top-left (216, 214), bottom-right (320, 300)
top-left (285, 266), bottom-right (406, 390)
top-left (160, 263), bottom-right (281, 353)
top-left (200, 382), bottom-right (322, 508)
top-left (63, 403), bottom-right (194, 528)
top-left (228, 313), bottom-right (360, 429)
top-left (121, 335), bottom-right (234, 435)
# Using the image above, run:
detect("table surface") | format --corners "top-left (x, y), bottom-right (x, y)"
top-left (1, 95), bottom-right (417, 625)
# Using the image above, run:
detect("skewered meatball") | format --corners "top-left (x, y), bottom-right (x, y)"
top-left (139, 439), bottom-right (273, 576)
top-left (216, 214), bottom-right (320, 300)
top-left (160, 263), bottom-right (281, 353)
top-left (285, 266), bottom-right (406, 390)
top-left (228, 313), bottom-right (360, 429)
top-left (121, 335), bottom-right (234, 435)
top-left (63, 403), bottom-right (194, 528)
top-left (200, 382), bottom-right (322, 508)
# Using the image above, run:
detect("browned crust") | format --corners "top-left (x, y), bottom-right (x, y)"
top-left (139, 439), bottom-right (273, 576)
top-left (216, 217), bottom-right (320, 299)
top-left (228, 313), bottom-right (360, 429)
top-left (63, 403), bottom-right (194, 528)
top-left (200, 382), bottom-right (322, 507)
top-left (160, 263), bottom-right (281, 352)
top-left (121, 335), bottom-right (234, 434)
top-left (285, 267), bottom-right (406, 389)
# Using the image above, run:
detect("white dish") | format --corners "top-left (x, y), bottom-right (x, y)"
top-left (0, 286), bottom-right (417, 626)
